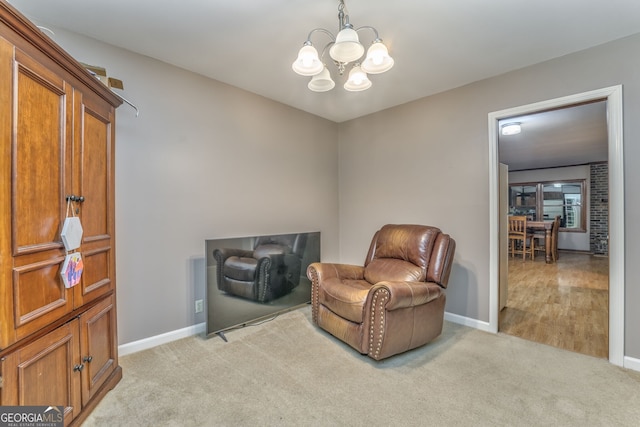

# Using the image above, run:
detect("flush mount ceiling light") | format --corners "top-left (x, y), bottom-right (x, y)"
top-left (501, 122), bottom-right (522, 136)
top-left (292, 0), bottom-right (394, 92)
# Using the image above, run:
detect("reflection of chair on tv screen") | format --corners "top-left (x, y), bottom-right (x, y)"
top-left (213, 234), bottom-right (307, 303)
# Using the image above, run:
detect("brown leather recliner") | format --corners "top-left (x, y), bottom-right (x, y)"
top-left (307, 224), bottom-right (455, 360)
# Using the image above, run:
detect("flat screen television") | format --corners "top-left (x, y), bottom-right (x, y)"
top-left (205, 231), bottom-right (320, 338)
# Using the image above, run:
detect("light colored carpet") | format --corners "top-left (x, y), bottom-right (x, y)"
top-left (83, 306), bottom-right (640, 426)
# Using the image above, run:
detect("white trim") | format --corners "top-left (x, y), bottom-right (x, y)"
top-left (445, 311), bottom-right (492, 333)
top-left (118, 322), bottom-right (206, 357)
top-left (624, 356), bottom-right (640, 372)
top-left (606, 87), bottom-right (625, 366)
top-left (487, 85), bottom-right (625, 366)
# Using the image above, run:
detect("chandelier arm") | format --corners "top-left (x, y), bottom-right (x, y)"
top-left (355, 25), bottom-right (381, 42)
top-left (305, 28), bottom-right (336, 44)
top-left (317, 41), bottom-right (347, 75)
top-left (319, 41), bottom-right (336, 61)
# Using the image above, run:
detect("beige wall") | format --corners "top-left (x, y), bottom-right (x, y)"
top-left (49, 27), bottom-right (640, 361)
top-left (48, 28), bottom-right (340, 345)
top-left (339, 33), bottom-right (640, 359)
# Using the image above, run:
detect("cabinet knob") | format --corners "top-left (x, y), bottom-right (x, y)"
top-left (65, 195), bottom-right (85, 203)
top-left (73, 363), bottom-right (85, 372)
top-left (83, 355), bottom-right (93, 363)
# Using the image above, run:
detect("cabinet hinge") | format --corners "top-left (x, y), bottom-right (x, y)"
top-left (0, 375), bottom-right (3, 389)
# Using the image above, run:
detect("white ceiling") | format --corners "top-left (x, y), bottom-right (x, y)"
top-left (498, 101), bottom-right (608, 171)
top-left (8, 0), bottom-right (640, 123)
top-left (6, 0), bottom-right (633, 169)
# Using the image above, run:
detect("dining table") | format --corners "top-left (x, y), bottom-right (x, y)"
top-left (527, 220), bottom-right (554, 263)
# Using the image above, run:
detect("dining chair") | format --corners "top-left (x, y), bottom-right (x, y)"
top-left (550, 215), bottom-right (561, 261)
top-left (532, 215), bottom-right (561, 262)
top-left (508, 215), bottom-right (534, 261)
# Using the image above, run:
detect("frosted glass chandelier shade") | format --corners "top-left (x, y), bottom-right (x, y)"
top-left (308, 66), bottom-right (335, 92)
top-left (292, 44), bottom-right (324, 76)
top-left (343, 65), bottom-right (371, 91)
top-left (361, 41), bottom-right (394, 74)
top-left (329, 27), bottom-right (365, 64)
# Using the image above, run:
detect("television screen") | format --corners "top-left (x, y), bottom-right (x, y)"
top-left (205, 231), bottom-right (320, 337)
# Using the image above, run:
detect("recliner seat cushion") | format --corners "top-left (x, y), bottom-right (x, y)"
top-left (224, 256), bottom-right (257, 281)
top-left (319, 278), bottom-right (371, 323)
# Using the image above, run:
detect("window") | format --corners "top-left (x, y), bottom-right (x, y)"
top-left (509, 180), bottom-right (586, 231)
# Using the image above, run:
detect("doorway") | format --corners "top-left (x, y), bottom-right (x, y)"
top-left (498, 103), bottom-right (608, 358)
top-left (487, 86), bottom-right (625, 366)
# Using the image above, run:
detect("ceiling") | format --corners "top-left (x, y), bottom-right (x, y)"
top-left (5, 0), bottom-right (631, 169)
top-left (498, 101), bottom-right (608, 171)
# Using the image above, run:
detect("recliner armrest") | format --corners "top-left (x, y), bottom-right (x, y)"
top-left (373, 280), bottom-right (444, 310)
top-left (307, 262), bottom-right (365, 282)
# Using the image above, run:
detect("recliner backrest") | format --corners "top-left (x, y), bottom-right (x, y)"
top-left (363, 224), bottom-right (439, 283)
top-left (363, 224), bottom-right (455, 288)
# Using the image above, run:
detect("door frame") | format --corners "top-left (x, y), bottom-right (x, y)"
top-left (487, 85), bottom-right (625, 366)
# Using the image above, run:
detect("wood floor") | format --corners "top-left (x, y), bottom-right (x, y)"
top-left (499, 251), bottom-right (609, 359)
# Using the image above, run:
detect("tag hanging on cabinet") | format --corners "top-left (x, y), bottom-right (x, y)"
top-left (61, 198), bottom-right (83, 251)
top-left (60, 198), bottom-right (84, 288)
top-left (61, 252), bottom-right (84, 288)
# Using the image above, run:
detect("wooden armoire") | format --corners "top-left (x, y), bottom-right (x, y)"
top-left (0, 1), bottom-right (122, 425)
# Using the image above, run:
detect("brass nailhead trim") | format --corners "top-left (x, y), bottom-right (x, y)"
top-left (309, 268), bottom-right (319, 324)
top-left (369, 288), bottom-right (389, 359)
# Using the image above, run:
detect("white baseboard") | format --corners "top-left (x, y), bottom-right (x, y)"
top-left (119, 322), bottom-right (206, 357)
top-left (119, 314), bottom-right (488, 357)
top-left (444, 311), bottom-right (493, 333)
top-left (624, 356), bottom-right (640, 372)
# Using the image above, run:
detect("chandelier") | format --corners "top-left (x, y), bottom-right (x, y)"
top-left (291, 0), bottom-right (394, 92)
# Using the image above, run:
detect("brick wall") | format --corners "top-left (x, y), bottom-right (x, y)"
top-left (590, 163), bottom-right (608, 255)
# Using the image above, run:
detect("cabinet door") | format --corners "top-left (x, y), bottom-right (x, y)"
top-left (6, 48), bottom-right (74, 345)
top-left (79, 295), bottom-right (118, 405)
top-left (0, 36), bottom-right (13, 350)
top-left (72, 90), bottom-right (116, 308)
top-left (1, 319), bottom-right (82, 425)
